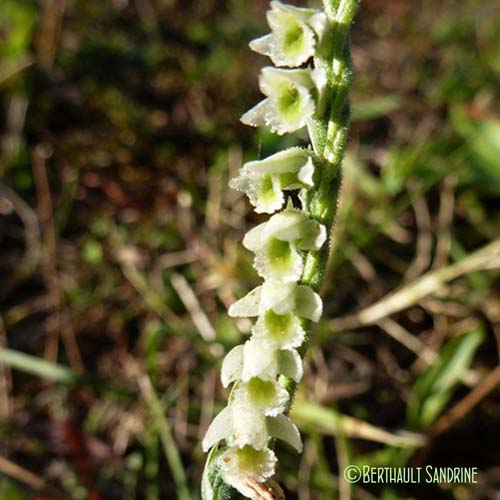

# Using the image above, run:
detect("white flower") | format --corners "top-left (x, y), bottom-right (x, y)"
top-left (250, 1), bottom-right (327, 67)
top-left (243, 209), bottom-right (326, 281)
top-left (229, 147), bottom-right (315, 214)
top-left (202, 402), bottom-right (302, 452)
top-left (234, 376), bottom-right (289, 417)
top-left (202, 403), bottom-right (268, 451)
top-left (252, 309), bottom-right (306, 349)
top-left (219, 445), bottom-right (277, 497)
top-left (221, 338), bottom-right (303, 386)
top-left (228, 280), bottom-right (323, 323)
top-left (241, 67), bottom-right (316, 134)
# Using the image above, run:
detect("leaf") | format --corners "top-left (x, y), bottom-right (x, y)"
top-left (406, 326), bottom-right (484, 429)
top-left (0, 348), bottom-right (79, 384)
top-left (201, 446), bottom-right (245, 500)
top-left (450, 105), bottom-right (500, 195)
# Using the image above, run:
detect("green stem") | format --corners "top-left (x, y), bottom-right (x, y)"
top-left (303, 0), bottom-right (359, 290)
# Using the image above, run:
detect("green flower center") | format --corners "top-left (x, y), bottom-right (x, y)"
top-left (234, 445), bottom-right (267, 473)
top-left (284, 23), bottom-right (304, 53)
top-left (266, 238), bottom-right (293, 271)
top-left (278, 83), bottom-right (301, 119)
top-left (246, 377), bottom-right (276, 407)
top-left (264, 310), bottom-right (293, 341)
top-left (258, 173), bottom-right (278, 204)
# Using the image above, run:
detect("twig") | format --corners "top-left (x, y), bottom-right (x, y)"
top-left (1, 96), bottom-right (29, 166)
top-left (430, 364), bottom-right (500, 437)
top-left (0, 182), bottom-right (41, 284)
top-left (331, 238), bottom-right (500, 331)
top-left (171, 273), bottom-right (216, 341)
top-left (377, 318), bottom-right (479, 387)
top-left (0, 456), bottom-right (46, 491)
top-left (36, 0), bottom-right (66, 71)
top-left (0, 455), bottom-right (69, 499)
top-left (404, 192), bottom-right (432, 281)
top-left (292, 401), bottom-right (427, 448)
top-left (32, 146), bottom-right (84, 373)
top-left (377, 317), bottom-right (436, 364)
top-left (432, 175), bottom-right (457, 269)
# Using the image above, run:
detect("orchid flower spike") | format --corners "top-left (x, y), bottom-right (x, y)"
top-left (229, 147), bottom-right (315, 214)
top-left (241, 67), bottom-right (319, 135)
top-left (250, 1), bottom-right (327, 67)
top-left (202, 0), bottom-right (359, 495)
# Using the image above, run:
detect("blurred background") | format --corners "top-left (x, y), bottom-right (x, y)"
top-left (1, 0), bottom-right (500, 499)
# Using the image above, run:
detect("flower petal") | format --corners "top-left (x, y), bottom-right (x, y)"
top-left (309, 12), bottom-right (328, 38)
top-left (270, 1), bottom-right (319, 22)
top-left (249, 34), bottom-right (274, 57)
top-left (244, 147), bottom-right (312, 176)
top-left (277, 348), bottom-right (303, 382)
top-left (240, 99), bottom-right (273, 129)
top-left (221, 345), bottom-right (244, 387)
top-left (228, 286), bottom-right (263, 318)
top-left (259, 67), bottom-right (314, 96)
top-left (202, 406), bottom-right (233, 452)
top-left (297, 156), bottom-right (315, 187)
top-left (295, 285), bottom-right (323, 322)
top-left (267, 413), bottom-right (303, 452)
top-left (242, 338), bottom-right (278, 381)
top-left (230, 403), bottom-right (269, 449)
top-left (296, 220), bottom-right (327, 250)
top-left (260, 280), bottom-right (296, 315)
top-left (262, 209), bottom-right (307, 241)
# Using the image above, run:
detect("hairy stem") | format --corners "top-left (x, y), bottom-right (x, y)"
top-left (303, 0), bottom-right (360, 291)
